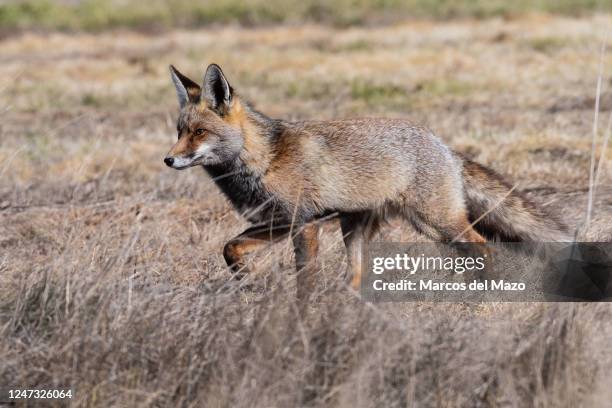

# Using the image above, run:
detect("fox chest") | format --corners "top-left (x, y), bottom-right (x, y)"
top-left (204, 165), bottom-right (288, 224)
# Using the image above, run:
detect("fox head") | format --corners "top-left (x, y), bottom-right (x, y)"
top-left (164, 64), bottom-right (243, 169)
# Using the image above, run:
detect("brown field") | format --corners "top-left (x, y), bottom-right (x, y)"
top-left (1, 13), bottom-right (612, 407)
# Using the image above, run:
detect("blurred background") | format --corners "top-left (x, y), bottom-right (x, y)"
top-left (1, 0), bottom-right (612, 32)
top-left (1, 1), bottom-right (612, 407)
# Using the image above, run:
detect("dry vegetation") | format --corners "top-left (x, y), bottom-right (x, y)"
top-left (1, 11), bottom-right (612, 407)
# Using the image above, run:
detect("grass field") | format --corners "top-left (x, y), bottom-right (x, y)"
top-left (1, 9), bottom-right (612, 407)
top-left (1, 0), bottom-right (612, 33)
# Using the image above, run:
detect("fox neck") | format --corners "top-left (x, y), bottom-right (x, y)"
top-left (203, 98), bottom-right (285, 221)
top-left (203, 159), bottom-right (276, 222)
top-left (223, 97), bottom-right (279, 176)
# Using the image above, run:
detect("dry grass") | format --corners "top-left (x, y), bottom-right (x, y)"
top-left (1, 14), bottom-right (612, 407)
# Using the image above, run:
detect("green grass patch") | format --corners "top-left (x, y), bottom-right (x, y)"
top-left (523, 36), bottom-right (573, 54)
top-left (283, 76), bottom-right (483, 109)
top-left (350, 80), bottom-right (408, 104)
top-left (285, 78), bottom-right (337, 99)
top-left (416, 78), bottom-right (478, 97)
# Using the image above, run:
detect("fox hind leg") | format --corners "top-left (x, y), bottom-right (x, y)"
top-left (405, 207), bottom-right (488, 275)
top-left (340, 211), bottom-right (380, 290)
top-left (292, 223), bottom-right (320, 300)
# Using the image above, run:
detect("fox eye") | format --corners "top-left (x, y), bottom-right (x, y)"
top-left (195, 128), bottom-right (205, 136)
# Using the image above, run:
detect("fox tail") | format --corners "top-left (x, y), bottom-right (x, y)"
top-left (460, 155), bottom-right (571, 242)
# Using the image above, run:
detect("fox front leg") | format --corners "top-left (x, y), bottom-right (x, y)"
top-left (292, 223), bottom-right (320, 300)
top-left (223, 224), bottom-right (290, 278)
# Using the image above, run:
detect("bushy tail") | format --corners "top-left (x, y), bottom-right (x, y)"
top-left (460, 155), bottom-right (571, 242)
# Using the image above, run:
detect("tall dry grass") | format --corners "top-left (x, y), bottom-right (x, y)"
top-left (1, 232), bottom-right (609, 406)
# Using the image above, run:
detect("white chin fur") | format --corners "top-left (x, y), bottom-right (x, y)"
top-left (172, 144), bottom-right (212, 168)
top-left (171, 156), bottom-right (197, 169)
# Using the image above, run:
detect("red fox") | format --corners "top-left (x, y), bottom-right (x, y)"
top-left (164, 64), bottom-right (569, 295)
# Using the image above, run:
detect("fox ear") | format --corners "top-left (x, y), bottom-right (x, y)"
top-left (169, 65), bottom-right (201, 108)
top-left (202, 64), bottom-right (233, 115)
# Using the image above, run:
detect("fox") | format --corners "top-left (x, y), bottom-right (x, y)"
top-left (164, 63), bottom-right (569, 296)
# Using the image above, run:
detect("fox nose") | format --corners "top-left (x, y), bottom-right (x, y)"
top-left (164, 157), bottom-right (174, 167)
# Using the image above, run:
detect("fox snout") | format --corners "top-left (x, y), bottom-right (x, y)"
top-left (164, 132), bottom-right (207, 170)
top-left (163, 153), bottom-right (198, 170)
